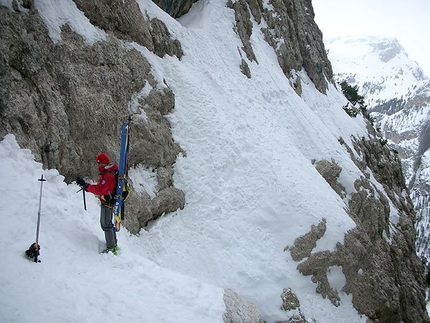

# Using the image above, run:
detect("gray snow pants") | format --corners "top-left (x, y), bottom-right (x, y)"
top-left (100, 205), bottom-right (117, 249)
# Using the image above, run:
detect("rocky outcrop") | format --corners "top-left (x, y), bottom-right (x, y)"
top-left (276, 288), bottom-right (311, 323)
top-left (287, 218), bottom-right (326, 261)
top-left (227, 0), bottom-right (333, 94)
top-left (328, 36), bottom-right (430, 269)
top-left (314, 160), bottom-right (345, 197)
top-left (152, 0), bottom-right (198, 18)
top-left (223, 288), bottom-right (265, 323)
top-left (73, 0), bottom-right (183, 58)
top-left (285, 136), bottom-right (429, 322)
top-left (0, 3), bottom-right (184, 233)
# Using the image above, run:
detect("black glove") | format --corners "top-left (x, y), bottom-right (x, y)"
top-left (76, 177), bottom-right (89, 191)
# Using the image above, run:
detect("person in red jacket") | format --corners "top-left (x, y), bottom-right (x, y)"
top-left (76, 153), bottom-right (118, 253)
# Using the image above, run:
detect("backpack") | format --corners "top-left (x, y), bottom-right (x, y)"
top-left (117, 173), bottom-right (131, 202)
top-left (25, 242), bottom-right (40, 259)
top-left (101, 171), bottom-right (131, 207)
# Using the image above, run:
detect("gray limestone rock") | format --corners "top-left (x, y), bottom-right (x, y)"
top-left (73, 0), bottom-right (183, 58)
top-left (289, 136), bottom-right (430, 322)
top-left (227, 0), bottom-right (333, 94)
top-left (223, 288), bottom-right (265, 323)
top-left (287, 218), bottom-right (326, 262)
top-left (280, 288), bottom-right (300, 311)
top-left (315, 159), bottom-right (346, 198)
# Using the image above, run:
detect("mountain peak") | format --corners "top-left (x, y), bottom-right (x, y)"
top-left (367, 36), bottom-right (405, 62)
top-left (328, 36), bottom-right (405, 60)
top-left (326, 36), bottom-right (428, 102)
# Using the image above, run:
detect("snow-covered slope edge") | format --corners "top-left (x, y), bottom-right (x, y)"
top-left (0, 1), bottom-right (428, 323)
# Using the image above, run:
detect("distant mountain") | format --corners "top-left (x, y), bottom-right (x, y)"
top-left (326, 36), bottom-right (430, 262)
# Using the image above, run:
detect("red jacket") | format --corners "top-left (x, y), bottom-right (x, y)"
top-left (87, 163), bottom-right (119, 204)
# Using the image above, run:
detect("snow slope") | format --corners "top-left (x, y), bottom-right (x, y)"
top-left (1, 1), bottom-right (376, 322)
top-left (0, 134), bottom-right (225, 323)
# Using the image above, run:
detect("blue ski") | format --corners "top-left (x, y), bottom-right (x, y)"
top-left (114, 121), bottom-right (131, 232)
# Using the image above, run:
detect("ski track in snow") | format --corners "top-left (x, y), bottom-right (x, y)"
top-left (0, 0), bottom-right (377, 322)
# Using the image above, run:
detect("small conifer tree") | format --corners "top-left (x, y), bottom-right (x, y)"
top-left (340, 81), bottom-right (365, 106)
top-left (339, 80), bottom-right (372, 122)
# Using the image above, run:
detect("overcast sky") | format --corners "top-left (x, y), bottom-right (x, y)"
top-left (312, 0), bottom-right (430, 77)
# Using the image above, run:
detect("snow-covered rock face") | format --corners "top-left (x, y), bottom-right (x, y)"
top-left (326, 36), bottom-right (430, 265)
top-left (371, 38), bottom-right (404, 63)
top-left (228, 0), bottom-right (333, 94)
top-left (0, 1), bottom-right (429, 323)
top-left (308, 136), bottom-right (425, 322)
top-left (72, 0), bottom-right (183, 58)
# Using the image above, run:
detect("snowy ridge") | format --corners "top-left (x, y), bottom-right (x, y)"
top-left (0, 1), bottom-right (405, 323)
top-left (326, 36), bottom-right (428, 104)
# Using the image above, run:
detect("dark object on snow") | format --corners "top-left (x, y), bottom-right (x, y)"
top-left (25, 242), bottom-right (40, 261)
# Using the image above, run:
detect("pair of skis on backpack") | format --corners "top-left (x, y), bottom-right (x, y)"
top-left (114, 120), bottom-right (131, 232)
top-left (98, 119), bottom-right (131, 255)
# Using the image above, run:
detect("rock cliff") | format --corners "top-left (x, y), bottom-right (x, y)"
top-left (0, 1), bottom-right (185, 232)
top-left (308, 134), bottom-right (428, 322)
top-left (227, 0), bottom-right (333, 94)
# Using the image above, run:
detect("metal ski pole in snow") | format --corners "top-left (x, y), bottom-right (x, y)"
top-left (34, 174), bottom-right (46, 262)
top-left (25, 174), bottom-right (46, 263)
top-left (82, 188), bottom-right (87, 211)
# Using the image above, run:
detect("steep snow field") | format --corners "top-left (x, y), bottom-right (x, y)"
top-left (0, 1), bottom-right (374, 322)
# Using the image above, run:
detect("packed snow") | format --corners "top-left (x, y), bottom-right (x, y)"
top-left (1, 0), bottom-right (388, 322)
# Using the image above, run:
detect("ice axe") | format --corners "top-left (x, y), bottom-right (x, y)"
top-left (77, 187), bottom-right (87, 211)
top-left (25, 174), bottom-right (46, 263)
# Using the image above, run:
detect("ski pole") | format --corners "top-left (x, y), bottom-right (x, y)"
top-left (34, 174), bottom-right (46, 263)
top-left (82, 189), bottom-right (87, 211)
